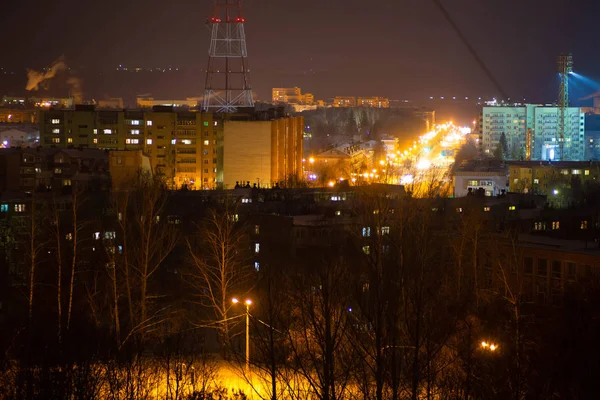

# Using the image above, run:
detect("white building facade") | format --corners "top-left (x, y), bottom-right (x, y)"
top-left (480, 104), bottom-right (585, 161)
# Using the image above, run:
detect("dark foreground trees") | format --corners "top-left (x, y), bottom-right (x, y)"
top-left (2, 181), bottom-right (600, 399)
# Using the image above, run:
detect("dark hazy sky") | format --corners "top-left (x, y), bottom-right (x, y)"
top-left (2, 0), bottom-right (600, 101)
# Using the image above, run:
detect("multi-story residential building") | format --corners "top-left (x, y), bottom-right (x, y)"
top-left (479, 104), bottom-right (585, 161)
top-left (356, 97), bottom-right (390, 108)
top-left (40, 106), bottom-right (303, 190)
top-left (271, 87), bottom-right (314, 105)
top-left (0, 108), bottom-right (39, 124)
top-left (332, 96), bottom-right (357, 108)
top-left (40, 106), bottom-right (222, 189)
top-left (507, 160), bottom-right (600, 197)
top-left (0, 147), bottom-right (110, 196)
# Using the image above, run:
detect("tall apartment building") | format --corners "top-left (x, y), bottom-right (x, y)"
top-left (356, 97), bottom-right (390, 108)
top-left (479, 104), bottom-right (585, 161)
top-left (40, 106), bottom-right (221, 189)
top-left (272, 87), bottom-right (314, 105)
top-left (40, 107), bottom-right (304, 190)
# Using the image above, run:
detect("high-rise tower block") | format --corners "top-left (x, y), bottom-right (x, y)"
top-left (203, 0), bottom-right (254, 113)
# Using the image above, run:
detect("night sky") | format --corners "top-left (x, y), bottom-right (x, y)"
top-left (2, 0), bottom-right (600, 102)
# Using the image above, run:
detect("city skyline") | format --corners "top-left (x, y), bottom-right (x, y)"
top-left (2, 0), bottom-right (600, 102)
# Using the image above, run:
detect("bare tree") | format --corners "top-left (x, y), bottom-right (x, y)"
top-left (187, 201), bottom-right (251, 347)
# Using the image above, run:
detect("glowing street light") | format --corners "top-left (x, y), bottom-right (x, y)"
top-left (232, 298), bottom-right (253, 373)
top-left (481, 340), bottom-right (499, 352)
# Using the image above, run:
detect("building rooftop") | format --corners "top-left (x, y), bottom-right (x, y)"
top-left (506, 160), bottom-right (600, 168)
top-left (454, 159), bottom-right (507, 173)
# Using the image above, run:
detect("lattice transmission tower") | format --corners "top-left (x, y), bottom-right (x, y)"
top-left (203, 0), bottom-right (254, 112)
top-left (557, 53), bottom-right (573, 160)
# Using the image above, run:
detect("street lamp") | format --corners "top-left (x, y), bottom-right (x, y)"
top-left (232, 298), bottom-right (252, 373)
top-left (480, 341), bottom-right (499, 352)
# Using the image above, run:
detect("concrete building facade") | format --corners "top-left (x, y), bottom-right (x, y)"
top-left (220, 116), bottom-right (303, 189)
top-left (480, 104), bottom-right (585, 161)
top-left (40, 107), bottom-right (303, 190)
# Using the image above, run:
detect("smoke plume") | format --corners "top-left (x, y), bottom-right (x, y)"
top-left (26, 57), bottom-right (85, 104)
top-left (67, 77), bottom-right (83, 104)
top-left (26, 57), bottom-right (66, 91)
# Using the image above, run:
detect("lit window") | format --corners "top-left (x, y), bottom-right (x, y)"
top-left (585, 170), bottom-right (590, 176)
top-left (552, 221), bottom-right (560, 230)
top-left (254, 225), bottom-right (260, 235)
top-left (467, 180), bottom-right (479, 186)
top-left (533, 178), bottom-right (539, 184)
top-left (130, 129), bottom-right (140, 135)
top-left (66, 137), bottom-right (73, 144)
top-left (93, 138), bottom-right (98, 144)
top-left (104, 231), bottom-right (116, 240)
top-left (62, 179), bottom-right (71, 186)
top-left (203, 121), bottom-right (209, 127)
top-left (52, 128), bottom-right (60, 134)
top-left (255, 243), bottom-right (260, 254)
top-left (335, 210), bottom-right (341, 216)
top-left (51, 119), bottom-right (60, 124)
top-left (54, 168), bottom-right (62, 174)
top-left (147, 139), bottom-right (153, 145)
top-left (182, 139), bottom-right (192, 145)
top-left (0, 204), bottom-right (7, 212)
top-left (52, 138), bottom-right (60, 143)
top-left (581, 220), bottom-right (588, 230)
top-left (228, 214), bottom-right (239, 222)
top-left (513, 178), bottom-right (518, 184)
top-left (572, 169), bottom-right (581, 175)
top-left (204, 140), bottom-right (210, 146)
top-left (171, 139), bottom-right (177, 144)
top-left (362, 245), bottom-right (370, 255)
top-left (509, 205), bottom-right (516, 211)
top-left (126, 138), bottom-right (139, 144)
top-left (381, 226), bottom-right (390, 235)
top-left (147, 120), bottom-right (153, 126)
top-left (103, 129), bottom-right (112, 134)
top-left (456, 208), bottom-right (463, 213)
top-left (214, 121), bottom-right (218, 126)
top-left (362, 227), bottom-right (371, 237)
top-left (254, 261), bottom-right (260, 272)
top-left (93, 232), bottom-right (100, 240)
top-left (14, 204), bottom-right (26, 213)
top-left (93, 129), bottom-right (97, 134)
top-left (65, 233), bottom-right (72, 241)
top-left (129, 120), bottom-right (140, 126)
top-left (483, 207), bottom-right (490, 212)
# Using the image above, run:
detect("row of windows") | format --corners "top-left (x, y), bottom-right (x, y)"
top-left (522, 257), bottom-right (595, 281)
top-left (0, 204), bottom-right (26, 212)
top-left (361, 226), bottom-right (390, 237)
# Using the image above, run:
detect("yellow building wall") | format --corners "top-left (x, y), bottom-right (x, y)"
top-left (223, 121), bottom-right (272, 189)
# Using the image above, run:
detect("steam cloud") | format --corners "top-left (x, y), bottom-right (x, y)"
top-left (26, 57), bottom-right (84, 104)
top-left (67, 77), bottom-right (83, 104)
top-left (26, 58), bottom-right (66, 91)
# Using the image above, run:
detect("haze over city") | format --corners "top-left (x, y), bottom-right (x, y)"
top-left (2, 0), bottom-right (600, 102)
top-left (2, 1), bottom-right (600, 399)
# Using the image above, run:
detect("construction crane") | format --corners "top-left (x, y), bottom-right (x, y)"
top-left (557, 54), bottom-right (573, 160)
